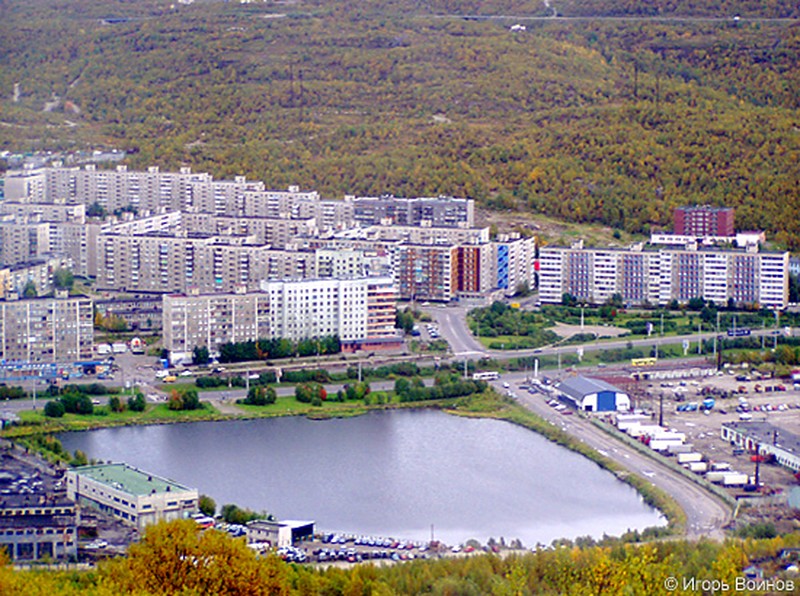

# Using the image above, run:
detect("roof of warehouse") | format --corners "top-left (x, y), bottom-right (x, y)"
top-left (556, 376), bottom-right (626, 399)
top-left (722, 421), bottom-right (800, 457)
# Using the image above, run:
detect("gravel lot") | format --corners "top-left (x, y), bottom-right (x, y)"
top-left (637, 369), bottom-right (800, 494)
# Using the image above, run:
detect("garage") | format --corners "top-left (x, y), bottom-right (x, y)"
top-left (555, 376), bottom-right (631, 412)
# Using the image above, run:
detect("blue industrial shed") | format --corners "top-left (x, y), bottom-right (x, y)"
top-left (555, 376), bottom-right (630, 412)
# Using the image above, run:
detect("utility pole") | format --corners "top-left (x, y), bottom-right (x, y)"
top-left (698, 320), bottom-right (702, 355)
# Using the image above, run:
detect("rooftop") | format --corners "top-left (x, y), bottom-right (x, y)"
top-left (556, 375), bottom-right (626, 399)
top-left (73, 463), bottom-right (194, 496)
top-left (722, 421), bottom-right (800, 457)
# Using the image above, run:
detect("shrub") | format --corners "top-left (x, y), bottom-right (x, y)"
top-left (44, 400), bottom-right (65, 418)
top-left (128, 393), bottom-right (146, 412)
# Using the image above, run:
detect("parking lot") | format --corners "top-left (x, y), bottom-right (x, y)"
top-left (641, 369), bottom-right (800, 493)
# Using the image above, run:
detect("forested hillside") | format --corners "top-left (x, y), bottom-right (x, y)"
top-left (2, 520), bottom-right (799, 595)
top-left (2, 0), bottom-right (799, 246)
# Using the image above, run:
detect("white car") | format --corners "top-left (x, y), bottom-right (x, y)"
top-left (502, 382), bottom-right (510, 388)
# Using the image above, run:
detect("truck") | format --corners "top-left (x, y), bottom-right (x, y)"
top-left (722, 472), bottom-right (749, 486)
top-left (701, 398), bottom-right (716, 410)
top-left (677, 452), bottom-right (703, 464)
top-left (97, 343), bottom-right (113, 356)
top-left (112, 342), bottom-right (127, 354)
top-left (688, 462), bottom-right (708, 474)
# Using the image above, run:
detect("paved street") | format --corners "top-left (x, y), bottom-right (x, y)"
top-left (492, 371), bottom-right (732, 539)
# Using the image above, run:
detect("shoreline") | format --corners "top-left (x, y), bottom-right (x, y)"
top-left (4, 391), bottom-right (688, 543)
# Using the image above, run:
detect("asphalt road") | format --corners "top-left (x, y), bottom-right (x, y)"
top-left (493, 371), bottom-right (732, 539)
top-left (427, 304), bottom-right (791, 364)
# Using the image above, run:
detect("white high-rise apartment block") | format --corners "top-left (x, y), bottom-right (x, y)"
top-left (162, 277), bottom-right (397, 363)
top-left (540, 244), bottom-right (789, 309)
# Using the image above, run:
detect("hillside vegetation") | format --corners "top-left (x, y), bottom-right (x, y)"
top-left (2, 1), bottom-right (800, 246)
top-left (2, 519), bottom-right (799, 595)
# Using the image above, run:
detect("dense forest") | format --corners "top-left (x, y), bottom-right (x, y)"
top-left (1, 0), bottom-right (799, 246)
top-left (2, 520), bottom-right (799, 595)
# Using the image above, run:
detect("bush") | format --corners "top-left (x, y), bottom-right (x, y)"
top-left (241, 386), bottom-right (276, 406)
top-left (60, 393), bottom-right (93, 415)
top-left (196, 376), bottom-right (226, 389)
top-left (44, 400), bottom-right (65, 418)
top-left (283, 369), bottom-right (330, 383)
top-left (108, 395), bottom-right (125, 413)
top-left (0, 385), bottom-right (26, 400)
top-left (128, 393), bottom-right (146, 412)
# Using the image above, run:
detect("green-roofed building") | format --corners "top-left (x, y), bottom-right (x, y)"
top-left (66, 463), bottom-right (198, 530)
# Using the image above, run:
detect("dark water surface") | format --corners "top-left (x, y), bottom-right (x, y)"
top-left (59, 409), bottom-right (664, 545)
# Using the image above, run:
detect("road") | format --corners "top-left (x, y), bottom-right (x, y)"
top-left (426, 304), bottom-right (789, 364)
top-left (493, 371), bottom-right (732, 539)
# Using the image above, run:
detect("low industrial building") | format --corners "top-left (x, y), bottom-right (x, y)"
top-left (555, 376), bottom-right (631, 412)
top-left (0, 450), bottom-right (79, 562)
top-left (721, 421), bottom-right (800, 472)
top-left (66, 463), bottom-right (198, 530)
top-left (0, 494), bottom-right (79, 562)
top-left (246, 519), bottom-right (315, 548)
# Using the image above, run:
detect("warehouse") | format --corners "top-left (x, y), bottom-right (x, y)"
top-left (66, 463), bottom-right (198, 530)
top-left (555, 376), bottom-right (631, 412)
top-left (246, 519), bottom-right (315, 548)
top-left (721, 421), bottom-right (800, 472)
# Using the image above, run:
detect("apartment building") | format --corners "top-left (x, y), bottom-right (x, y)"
top-left (0, 222), bottom-right (48, 266)
top-left (162, 277), bottom-right (397, 362)
top-left (0, 202), bottom-right (85, 223)
top-left (0, 291), bottom-right (94, 363)
top-left (495, 234), bottom-right (536, 295)
top-left (182, 213), bottom-right (317, 247)
top-left (4, 164), bottom-right (264, 214)
top-left (315, 248), bottom-right (367, 278)
top-left (339, 223), bottom-right (489, 246)
top-left (454, 243), bottom-right (495, 298)
top-left (674, 206), bottom-right (735, 237)
top-left (261, 277), bottom-right (395, 344)
top-left (396, 244), bottom-right (457, 302)
top-left (96, 233), bottom-right (317, 294)
top-left (163, 288), bottom-right (271, 361)
top-left (352, 195), bottom-right (474, 228)
top-left (0, 259), bottom-right (56, 298)
top-left (539, 243), bottom-right (789, 309)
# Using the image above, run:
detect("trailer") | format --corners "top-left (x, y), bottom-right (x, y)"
top-left (112, 342), bottom-right (127, 354)
top-left (677, 452), bottom-right (703, 464)
top-left (706, 471), bottom-right (727, 483)
top-left (650, 439), bottom-right (681, 452)
top-left (688, 462), bottom-right (708, 474)
top-left (651, 431), bottom-right (686, 443)
top-left (710, 462), bottom-right (731, 471)
top-left (722, 472), bottom-right (749, 486)
top-left (667, 444), bottom-right (693, 455)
